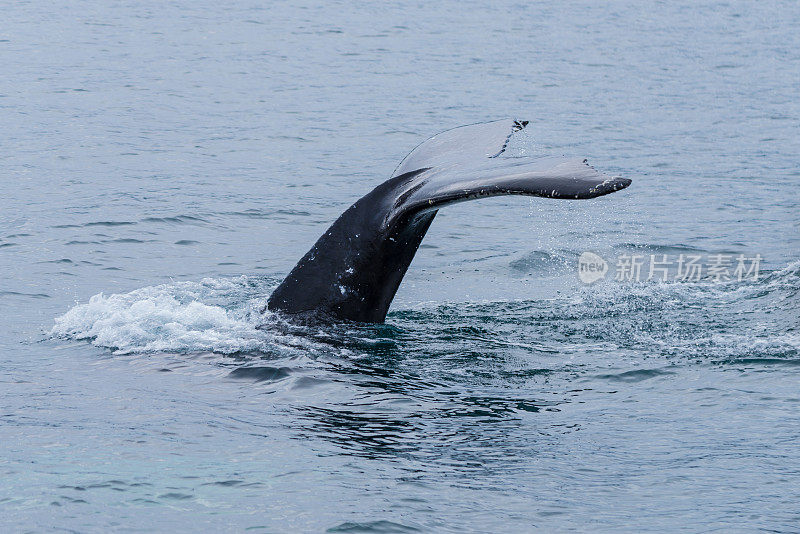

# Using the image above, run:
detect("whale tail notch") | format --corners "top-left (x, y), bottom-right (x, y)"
top-left (267, 119), bottom-right (631, 323)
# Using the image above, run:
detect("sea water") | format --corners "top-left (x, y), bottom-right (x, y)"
top-left (2, 0), bottom-right (799, 531)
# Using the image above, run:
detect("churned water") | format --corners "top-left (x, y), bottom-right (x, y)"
top-left (2, 0), bottom-right (799, 531)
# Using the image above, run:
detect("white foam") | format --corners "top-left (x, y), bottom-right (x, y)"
top-left (51, 277), bottom-right (294, 355)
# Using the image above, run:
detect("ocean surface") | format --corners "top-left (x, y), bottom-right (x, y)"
top-left (2, 0), bottom-right (799, 531)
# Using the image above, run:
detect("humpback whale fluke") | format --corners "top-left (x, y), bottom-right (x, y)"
top-left (267, 119), bottom-right (631, 323)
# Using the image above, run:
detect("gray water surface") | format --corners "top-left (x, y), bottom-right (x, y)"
top-left (2, 0), bottom-right (799, 532)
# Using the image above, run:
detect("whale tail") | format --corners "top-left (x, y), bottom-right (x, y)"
top-left (267, 119), bottom-right (631, 323)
